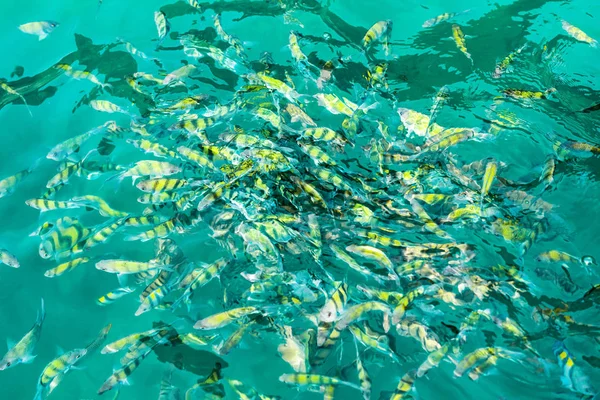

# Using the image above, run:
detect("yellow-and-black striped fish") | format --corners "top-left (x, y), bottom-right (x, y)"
top-left (363, 20), bottom-right (393, 55)
top-left (82, 218), bottom-right (127, 251)
top-left (44, 256), bottom-right (91, 278)
top-left (452, 24), bottom-right (472, 62)
top-left (26, 198), bottom-right (80, 212)
top-left (279, 373), bottom-right (360, 391)
top-left (154, 11), bottom-right (170, 49)
top-left (96, 287), bottom-right (136, 306)
top-left (389, 370), bottom-right (417, 400)
top-left (97, 342), bottom-right (155, 394)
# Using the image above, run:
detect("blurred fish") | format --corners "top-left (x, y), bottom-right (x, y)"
top-left (18, 21), bottom-right (59, 40)
top-left (0, 299), bottom-right (45, 370)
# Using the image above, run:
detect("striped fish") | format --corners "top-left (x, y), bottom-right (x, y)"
top-left (194, 307), bottom-right (258, 330)
top-left (55, 64), bottom-right (110, 88)
top-left (71, 195), bottom-right (128, 218)
top-left (90, 100), bottom-right (128, 115)
top-left (38, 218), bottom-right (90, 259)
top-left (95, 259), bottom-right (164, 275)
top-left (279, 373), bottom-right (360, 391)
top-left (389, 370), bottom-right (417, 400)
top-left (82, 218), bottom-right (127, 251)
top-left (117, 38), bottom-right (149, 60)
top-left (362, 20), bottom-right (392, 55)
top-left (44, 257), bottom-right (91, 278)
top-left (0, 166), bottom-right (36, 198)
top-left (97, 343), bottom-right (155, 394)
top-left (177, 146), bottom-right (216, 169)
top-left (26, 198), bottom-right (81, 212)
top-left (101, 328), bottom-right (161, 354)
top-left (174, 259), bottom-right (229, 308)
top-left (154, 11), bottom-right (170, 49)
top-left (97, 287), bottom-right (136, 306)
top-left (318, 282), bottom-right (348, 324)
top-left (135, 285), bottom-right (173, 316)
top-left (136, 178), bottom-right (189, 193)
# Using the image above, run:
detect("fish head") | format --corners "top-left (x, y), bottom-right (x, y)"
top-left (97, 381), bottom-right (113, 395)
top-left (39, 242), bottom-right (52, 259)
top-left (47, 149), bottom-right (62, 161)
top-left (167, 164), bottom-right (182, 174)
top-left (95, 262), bottom-right (108, 271)
top-left (136, 181), bottom-right (152, 191)
top-left (0, 353), bottom-right (19, 370)
top-left (135, 302), bottom-right (149, 316)
top-left (318, 303), bottom-right (337, 323)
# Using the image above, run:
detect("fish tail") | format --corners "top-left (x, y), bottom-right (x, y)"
top-left (38, 298), bottom-right (46, 325)
top-left (105, 170), bottom-right (126, 187)
top-left (33, 386), bottom-right (44, 400)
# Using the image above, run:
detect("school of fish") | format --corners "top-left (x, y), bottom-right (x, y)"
top-left (1, 1), bottom-right (600, 399)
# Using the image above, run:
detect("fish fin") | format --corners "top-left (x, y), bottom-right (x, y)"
top-left (560, 375), bottom-right (572, 388)
top-left (38, 33), bottom-right (48, 41)
top-left (22, 354), bottom-right (37, 364)
top-left (116, 273), bottom-right (130, 288)
top-left (6, 338), bottom-right (15, 349)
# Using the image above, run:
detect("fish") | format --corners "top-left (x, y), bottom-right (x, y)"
top-left (117, 39), bottom-right (150, 60)
top-left (55, 64), bottom-right (111, 89)
top-left (98, 341), bottom-right (156, 394)
top-left (18, 21), bottom-right (59, 40)
top-left (0, 165), bottom-right (37, 198)
top-left (452, 24), bottom-right (472, 62)
top-left (0, 249), bottom-right (20, 268)
top-left (480, 160), bottom-right (497, 209)
top-left (194, 307), bottom-right (259, 330)
top-left (1, 5), bottom-right (599, 399)
top-left (47, 121), bottom-right (115, 161)
top-left (35, 324), bottom-right (111, 399)
top-left (112, 161), bottom-right (181, 184)
top-left (423, 11), bottom-right (465, 28)
top-left (279, 373), bottom-right (360, 391)
top-left (90, 100), bottom-right (129, 115)
top-left (96, 287), bottom-right (136, 306)
top-left (493, 45), bottom-right (525, 78)
top-left (319, 282), bottom-right (348, 324)
top-left (95, 259), bottom-right (164, 275)
top-left (0, 299), bottom-right (45, 370)
top-left (154, 11), bottom-right (170, 49)
top-left (214, 14), bottom-right (245, 57)
top-left (44, 256), bottom-right (91, 278)
top-left (363, 20), bottom-right (393, 55)
top-left (562, 20), bottom-right (597, 47)
top-left (388, 370), bottom-right (417, 400)
top-left (163, 64), bottom-right (197, 85)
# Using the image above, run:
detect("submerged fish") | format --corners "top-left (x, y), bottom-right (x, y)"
top-left (1, 4), bottom-right (599, 400)
top-left (0, 299), bottom-right (45, 370)
top-left (18, 21), bottom-right (59, 40)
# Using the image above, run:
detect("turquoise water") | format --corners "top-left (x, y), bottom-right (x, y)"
top-left (1, 0), bottom-right (600, 399)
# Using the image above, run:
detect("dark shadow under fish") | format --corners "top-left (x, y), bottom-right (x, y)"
top-left (11, 66), bottom-right (24, 78)
top-left (153, 337), bottom-right (229, 377)
top-left (582, 102), bottom-right (600, 113)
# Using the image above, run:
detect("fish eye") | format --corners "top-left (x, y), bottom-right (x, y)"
top-left (6, 362), bottom-right (11, 367)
